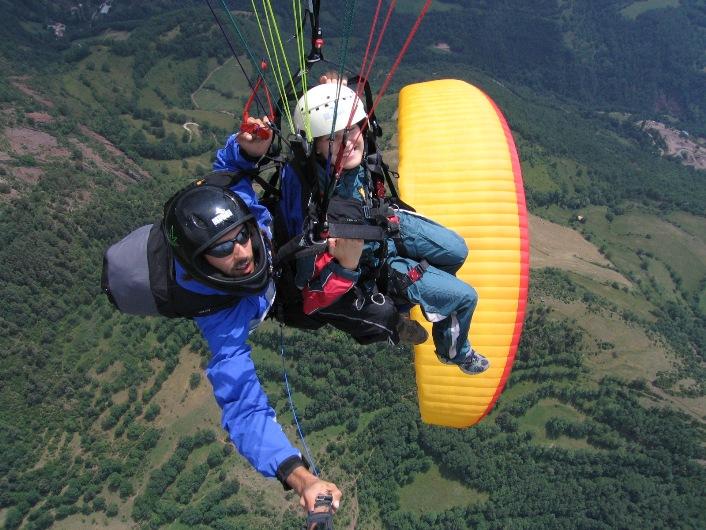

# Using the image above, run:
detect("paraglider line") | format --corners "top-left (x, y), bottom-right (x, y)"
top-left (212, 0), bottom-right (288, 119)
top-left (280, 325), bottom-right (320, 476)
top-left (334, 0), bottom-right (395, 177)
top-left (349, 0), bottom-right (432, 156)
top-left (202, 0), bottom-right (269, 116)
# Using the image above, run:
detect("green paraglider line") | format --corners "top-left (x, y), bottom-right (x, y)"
top-left (212, 0), bottom-right (288, 120)
top-left (202, 0), bottom-right (276, 119)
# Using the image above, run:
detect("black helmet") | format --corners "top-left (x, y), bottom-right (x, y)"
top-left (163, 180), bottom-right (270, 295)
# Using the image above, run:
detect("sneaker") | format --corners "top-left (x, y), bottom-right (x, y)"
top-left (437, 349), bottom-right (490, 375)
top-left (396, 314), bottom-right (429, 345)
top-left (455, 349), bottom-right (490, 375)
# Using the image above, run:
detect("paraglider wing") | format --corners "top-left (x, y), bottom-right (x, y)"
top-left (397, 79), bottom-right (529, 428)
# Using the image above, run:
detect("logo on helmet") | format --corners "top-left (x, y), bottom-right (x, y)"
top-left (211, 208), bottom-right (234, 226)
top-left (167, 225), bottom-right (179, 247)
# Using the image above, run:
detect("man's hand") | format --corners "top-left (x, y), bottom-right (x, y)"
top-left (237, 115), bottom-right (273, 158)
top-left (286, 466), bottom-right (342, 515)
top-left (328, 237), bottom-right (363, 270)
top-left (319, 72), bottom-right (348, 86)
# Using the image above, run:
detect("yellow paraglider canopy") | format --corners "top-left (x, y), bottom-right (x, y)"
top-left (397, 79), bottom-right (529, 428)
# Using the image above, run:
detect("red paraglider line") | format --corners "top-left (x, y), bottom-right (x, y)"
top-left (354, 0), bottom-right (396, 113)
top-left (364, 0), bottom-right (431, 122)
top-left (336, 0), bottom-right (430, 176)
top-left (357, 0), bottom-right (385, 92)
top-left (335, 1), bottom-right (396, 174)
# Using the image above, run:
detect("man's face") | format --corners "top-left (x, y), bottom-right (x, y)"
top-left (315, 123), bottom-right (364, 170)
top-left (202, 224), bottom-right (255, 277)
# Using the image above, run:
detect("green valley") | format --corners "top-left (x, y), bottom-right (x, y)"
top-left (0, 1), bottom-right (704, 529)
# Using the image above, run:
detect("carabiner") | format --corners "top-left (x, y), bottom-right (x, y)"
top-left (371, 292), bottom-right (386, 306)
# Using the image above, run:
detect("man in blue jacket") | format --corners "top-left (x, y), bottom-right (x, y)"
top-left (164, 175), bottom-right (341, 515)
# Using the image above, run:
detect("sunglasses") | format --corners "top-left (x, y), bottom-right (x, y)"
top-left (204, 226), bottom-right (251, 258)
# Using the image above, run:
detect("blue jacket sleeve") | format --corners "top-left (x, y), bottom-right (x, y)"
top-left (213, 134), bottom-right (273, 240)
top-left (213, 134), bottom-right (259, 172)
top-left (196, 298), bottom-right (300, 478)
top-left (278, 164), bottom-right (305, 240)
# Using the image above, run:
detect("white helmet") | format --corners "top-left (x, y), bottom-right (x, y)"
top-left (292, 83), bottom-right (367, 140)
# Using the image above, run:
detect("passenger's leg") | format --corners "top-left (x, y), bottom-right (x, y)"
top-left (387, 256), bottom-right (477, 360)
top-left (395, 210), bottom-right (468, 275)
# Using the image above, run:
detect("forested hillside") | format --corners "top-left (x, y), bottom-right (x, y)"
top-left (0, 1), bottom-right (704, 529)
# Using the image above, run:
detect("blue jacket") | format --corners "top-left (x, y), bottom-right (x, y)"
top-left (172, 136), bottom-right (300, 479)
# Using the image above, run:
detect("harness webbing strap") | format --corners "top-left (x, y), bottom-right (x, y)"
top-left (251, 173), bottom-right (280, 199)
top-left (390, 259), bottom-right (429, 294)
top-left (273, 236), bottom-right (326, 267)
top-left (273, 212), bottom-right (388, 268)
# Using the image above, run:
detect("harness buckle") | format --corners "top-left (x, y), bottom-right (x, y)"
top-left (389, 259), bottom-right (429, 297)
top-left (371, 292), bottom-right (386, 305)
top-left (408, 264), bottom-right (424, 283)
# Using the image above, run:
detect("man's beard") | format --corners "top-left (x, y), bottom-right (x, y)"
top-left (228, 257), bottom-right (253, 277)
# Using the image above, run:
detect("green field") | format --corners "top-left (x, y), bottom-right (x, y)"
top-left (60, 45), bottom-right (134, 109)
top-left (398, 462), bottom-right (488, 515)
top-left (621, 0), bottom-right (680, 19)
top-left (189, 109), bottom-right (237, 132)
top-left (552, 204), bottom-right (706, 309)
top-left (500, 381), bottom-right (542, 402)
top-left (191, 57), bottom-right (255, 112)
top-left (517, 399), bottom-right (593, 450)
top-left (544, 294), bottom-right (674, 383)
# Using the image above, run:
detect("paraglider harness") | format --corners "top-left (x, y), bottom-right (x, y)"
top-left (254, 73), bottom-right (427, 327)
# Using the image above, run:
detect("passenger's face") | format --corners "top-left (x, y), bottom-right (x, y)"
top-left (202, 225), bottom-right (255, 277)
top-left (315, 123), bottom-right (364, 170)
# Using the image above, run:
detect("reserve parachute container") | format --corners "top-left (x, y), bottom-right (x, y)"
top-left (397, 79), bottom-right (529, 428)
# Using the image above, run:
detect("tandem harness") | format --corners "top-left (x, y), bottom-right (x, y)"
top-left (269, 172), bottom-right (429, 320)
top-left (256, 76), bottom-right (428, 317)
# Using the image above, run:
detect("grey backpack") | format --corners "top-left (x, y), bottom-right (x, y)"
top-left (101, 223), bottom-right (240, 318)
